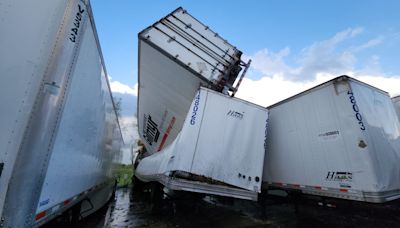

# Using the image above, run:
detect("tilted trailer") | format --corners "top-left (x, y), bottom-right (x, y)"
top-left (135, 7), bottom-right (268, 201)
top-left (263, 76), bottom-right (400, 203)
top-left (0, 0), bottom-right (123, 226)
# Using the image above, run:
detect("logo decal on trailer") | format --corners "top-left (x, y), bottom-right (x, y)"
top-left (227, 110), bottom-right (244, 119)
top-left (143, 114), bottom-right (160, 145)
top-left (326, 172), bottom-right (353, 182)
top-left (39, 199), bottom-right (49, 207)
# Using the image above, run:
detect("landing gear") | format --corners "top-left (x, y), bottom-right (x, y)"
top-left (258, 191), bottom-right (268, 218)
top-left (70, 202), bottom-right (81, 227)
top-left (56, 202), bottom-right (81, 228)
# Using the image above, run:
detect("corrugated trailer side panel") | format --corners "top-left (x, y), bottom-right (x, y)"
top-left (36, 4), bottom-right (122, 215)
top-left (263, 77), bottom-right (400, 202)
top-left (0, 0), bottom-right (69, 216)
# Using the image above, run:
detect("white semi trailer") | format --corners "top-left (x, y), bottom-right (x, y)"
top-left (134, 7), bottom-right (400, 206)
top-left (263, 76), bottom-right (400, 203)
top-left (0, 0), bottom-right (123, 226)
top-left (135, 7), bottom-right (268, 201)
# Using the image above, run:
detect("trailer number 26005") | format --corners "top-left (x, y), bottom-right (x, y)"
top-left (347, 91), bottom-right (365, 131)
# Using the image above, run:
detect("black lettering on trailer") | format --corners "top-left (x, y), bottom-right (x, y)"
top-left (227, 110), bottom-right (244, 119)
top-left (347, 91), bottom-right (366, 131)
top-left (143, 114), bottom-right (160, 146)
top-left (69, 4), bottom-right (85, 43)
top-left (326, 171), bottom-right (353, 182)
top-left (326, 171), bottom-right (335, 180)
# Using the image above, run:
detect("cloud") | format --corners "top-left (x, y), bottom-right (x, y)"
top-left (236, 27), bottom-right (400, 106)
top-left (296, 29), bottom-right (360, 79)
top-left (246, 47), bottom-right (296, 76)
top-left (359, 55), bottom-right (382, 75)
top-left (245, 27), bottom-right (389, 81)
top-left (236, 73), bottom-right (400, 108)
top-left (108, 76), bottom-right (138, 96)
top-left (110, 81), bottom-right (138, 96)
top-left (107, 76), bottom-right (139, 163)
top-left (351, 36), bottom-right (384, 52)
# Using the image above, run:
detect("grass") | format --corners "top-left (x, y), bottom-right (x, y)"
top-left (114, 164), bottom-right (133, 188)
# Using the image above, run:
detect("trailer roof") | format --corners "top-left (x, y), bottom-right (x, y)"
top-left (201, 87), bottom-right (267, 111)
top-left (267, 75), bottom-right (389, 109)
top-left (138, 7), bottom-right (243, 84)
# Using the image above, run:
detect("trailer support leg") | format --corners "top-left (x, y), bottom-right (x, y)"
top-left (293, 194), bottom-right (299, 214)
top-left (70, 202), bottom-right (81, 228)
top-left (258, 191), bottom-right (268, 219)
top-left (150, 182), bottom-right (164, 213)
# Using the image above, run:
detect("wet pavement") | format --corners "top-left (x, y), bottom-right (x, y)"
top-left (58, 187), bottom-right (400, 227)
top-left (80, 187), bottom-right (270, 227)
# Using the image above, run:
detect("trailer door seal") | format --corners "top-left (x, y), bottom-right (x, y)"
top-left (0, 162), bottom-right (3, 177)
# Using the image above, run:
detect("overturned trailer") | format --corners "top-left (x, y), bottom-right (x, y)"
top-left (263, 76), bottom-right (400, 203)
top-left (135, 7), bottom-right (267, 200)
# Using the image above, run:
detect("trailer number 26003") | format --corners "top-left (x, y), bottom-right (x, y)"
top-left (347, 91), bottom-right (365, 131)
